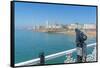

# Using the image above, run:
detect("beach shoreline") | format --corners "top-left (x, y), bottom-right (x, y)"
top-left (32, 29), bottom-right (96, 37)
top-left (55, 31), bottom-right (96, 37)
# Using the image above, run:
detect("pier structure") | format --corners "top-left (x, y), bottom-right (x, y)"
top-left (15, 43), bottom-right (96, 66)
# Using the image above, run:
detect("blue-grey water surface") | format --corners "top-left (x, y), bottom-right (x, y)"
top-left (15, 30), bottom-right (96, 64)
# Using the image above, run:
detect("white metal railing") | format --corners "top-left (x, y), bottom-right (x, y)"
top-left (15, 43), bottom-right (96, 66)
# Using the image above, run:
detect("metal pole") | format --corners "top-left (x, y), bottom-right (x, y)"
top-left (75, 28), bottom-right (87, 62)
top-left (39, 52), bottom-right (45, 65)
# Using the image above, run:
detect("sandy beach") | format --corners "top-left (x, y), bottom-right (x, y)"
top-left (55, 30), bottom-right (96, 37)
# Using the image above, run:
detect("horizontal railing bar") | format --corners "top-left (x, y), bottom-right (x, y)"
top-left (15, 43), bottom-right (96, 66)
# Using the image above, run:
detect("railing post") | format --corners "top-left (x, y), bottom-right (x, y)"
top-left (75, 28), bottom-right (87, 62)
top-left (39, 52), bottom-right (45, 65)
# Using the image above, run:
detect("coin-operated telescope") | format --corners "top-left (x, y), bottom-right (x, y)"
top-left (75, 28), bottom-right (87, 62)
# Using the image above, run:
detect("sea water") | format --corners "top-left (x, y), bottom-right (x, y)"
top-left (15, 30), bottom-right (96, 64)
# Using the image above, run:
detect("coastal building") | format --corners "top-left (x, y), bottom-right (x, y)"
top-left (67, 24), bottom-right (82, 30)
top-left (83, 24), bottom-right (96, 30)
top-left (45, 20), bottom-right (62, 29)
top-left (67, 23), bottom-right (96, 30)
top-left (34, 25), bottom-right (40, 29)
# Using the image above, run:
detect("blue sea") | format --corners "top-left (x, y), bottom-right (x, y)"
top-left (15, 30), bottom-right (96, 64)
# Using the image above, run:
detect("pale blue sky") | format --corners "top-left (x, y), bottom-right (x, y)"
top-left (14, 2), bottom-right (96, 27)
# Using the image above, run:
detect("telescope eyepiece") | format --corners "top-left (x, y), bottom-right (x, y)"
top-left (80, 32), bottom-right (87, 41)
top-left (75, 28), bottom-right (87, 42)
